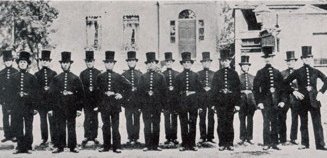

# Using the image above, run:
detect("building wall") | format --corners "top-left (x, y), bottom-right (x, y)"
top-left (43, 1), bottom-right (220, 75)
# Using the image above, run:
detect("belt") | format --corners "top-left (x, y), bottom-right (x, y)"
top-left (306, 86), bottom-right (312, 92)
top-left (219, 89), bottom-right (232, 94)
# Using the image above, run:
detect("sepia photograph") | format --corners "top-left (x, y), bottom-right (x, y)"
top-left (1, 0), bottom-right (327, 157)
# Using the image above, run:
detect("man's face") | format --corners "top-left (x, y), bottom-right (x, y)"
top-left (241, 64), bottom-right (250, 72)
top-left (201, 61), bottom-right (211, 69)
top-left (40, 60), bottom-right (50, 68)
top-left (105, 61), bottom-right (115, 70)
top-left (166, 60), bottom-right (173, 68)
top-left (4, 60), bottom-right (13, 67)
top-left (286, 60), bottom-right (296, 68)
top-left (85, 60), bottom-right (95, 69)
top-left (220, 59), bottom-right (231, 68)
top-left (264, 56), bottom-right (274, 65)
top-left (18, 60), bottom-right (28, 70)
top-left (61, 62), bottom-right (71, 71)
top-left (146, 61), bottom-right (157, 71)
top-left (182, 61), bottom-right (193, 70)
top-left (127, 60), bottom-right (137, 68)
top-left (302, 57), bottom-right (314, 66)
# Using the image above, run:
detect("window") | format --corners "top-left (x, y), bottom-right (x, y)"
top-left (178, 9), bottom-right (196, 19)
top-left (198, 20), bottom-right (204, 40)
top-left (170, 21), bottom-right (176, 43)
top-left (85, 16), bottom-right (102, 50)
top-left (123, 15), bottom-right (140, 51)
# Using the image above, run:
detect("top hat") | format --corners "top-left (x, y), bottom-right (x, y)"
top-left (59, 51), bottom-right (73, 63)
top-left (239, 55), bottom-right (251, 65)
top-left (200, 52), bottom-right (212, 62)
top-left (261, 47), bottom-right (275, 58)
top-left (103, 51), bottom-right (116, 63)
top-left (180, 52), bottom-right (194, 64)
top-left (40, 50), bottom-right (52, 61)
top-left (16, 51), bottom-right (31, 64)
top-left (301, 46), bottom-right (313, 58)
top-left (220, 49), bottom-right (233, 60)
top-left (2, 50), bottom-right (13, 61)
top-left (85, 51), bottom-right (95, 62)
top-left (285, 51), bottom-right (297, 61)
top-left (126, 51), bottom-right (138, 62)
top-left (145, 52), bottom-right (158, 64)
top-left (164, 52), bottom-right (175, 62)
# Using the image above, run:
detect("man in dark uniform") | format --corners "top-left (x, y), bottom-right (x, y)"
top-left (10, 51), bottom-right (39, 154)
top-left (138, 52), bottom-right (167, 151)
top-left (162, 52), bottom-right (179, 145)
top-left (198, 52), bottom-right (215, 143)
top-left (211, 49), bottom-right (240, 151)
top-left (280, 51), bottom-right (299, 145)
top-left (253, 47), bottom-right (286, 150)
top-left (0, 50), bottom-right (18, 143)
top-left (50, 51), bottom-right (84, 153)
top-left (175, 52), bottom-right (202, 151)
top-left (80, 51), bottom-right (101, 146)
top-left (122, 51), bottom-right (142, 145)
top-left (284, 46), bottom-right (327, 150)
top-left (238, 55), bottom-right (256, 145)
top-left (96, 51), bottom-right (131, 153)
top-left (35, 50), bottom-right (57, 147)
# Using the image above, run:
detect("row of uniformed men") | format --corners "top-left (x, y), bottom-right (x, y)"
top-left (0, 45), bottom-right (326, 154)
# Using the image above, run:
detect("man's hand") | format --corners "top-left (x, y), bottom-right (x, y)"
top-left (204, 87), bottom-right (211, 92)
top-left (293, 91), bottom-right (304, 100)
top-left (48, 110), bottom-right (53, 116)
top-left (258, 103), bottom-right (264, 110)
top-left (316, 92), bottom-right (324, 102)
top-left (76, 111), bottom-right (82, 117)
top-left (105, 91), bottom-right (115, 97)
top-left (115, 93), bottom-right (123, 100)
top-left (93, 107), bottom-right (98, 112)
top-left (278, 102), bottom-right (285, 108)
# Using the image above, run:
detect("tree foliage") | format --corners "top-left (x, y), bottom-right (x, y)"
top-left (217, 1), bottom-right (234, 50)
top-left (0, 0), bottom-right (59, 60)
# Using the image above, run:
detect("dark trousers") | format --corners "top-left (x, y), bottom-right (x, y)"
top-left (125, 108), bottom-right (141, 140)
top-left (101, 111), bottom-right (121, 150)
top-left (309, 107), bottom-right (325, 148)
top-left (83, 109), bottom-right (98, 140)
top-left (262, 107), bottom-right (278, 146)
top-left (199, 107), bottom-right (215, 140)
top-left (2, 106), bottom-right (14, 139)
top-left (179, 110), bottom-right (198, 148)
top-left (164, 111), bottom-right (178, 140)
top-left (217, 109), bottom-right (234, 147)
top-left (297, 107), bottom-right (309, 147)
top-left (277, 107), bottom-right (289, 143)
top-left (143, 111), bottom-right (161, 149)
top-left (13, 111), bottom-right (34, 151)
top-left (290, 107), bottom-right (300, 141)
top-left (39, 110), bottom-right (55, 142)
top-left (239, 107), bottom-right (255, 141)
top-left (54, 111), bottom-right (77, 149)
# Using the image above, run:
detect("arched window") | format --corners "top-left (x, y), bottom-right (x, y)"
top-left (178, 9), bottom-right (196, 19)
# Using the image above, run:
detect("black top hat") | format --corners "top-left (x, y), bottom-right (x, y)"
top-left (180, 52), bottom-right (194, 64)
top-left (40, 50), bottom-right (52, 61)
top-left (85, 51), bottom-right (95, 62)
top-left (164, 52), bottom-right (175, 62)
top-left (126, 51), bottom-right (138, 61)
top-left (200, 52), bottom-right (212, 62)
top-left (16, 51), bottom-right (31, 64)
top-left (103, 51), bottom-right (116, 63)
top-left (59, 51), bottom-right (73, 63)
top-left (220, 49), bottom-right (233, 60)
top-left (261, 47), bottom-right (275, 58)
top-left (2, 50), bottom-right (13, 61)
top-left (145, 52), bottom-right (158, 64)
top-left (301, 46), bottom-right (313, 58)
top-left (285, 51), bottom-right (297, 61)
top-left (239, 55), bottom-right (251, 65)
